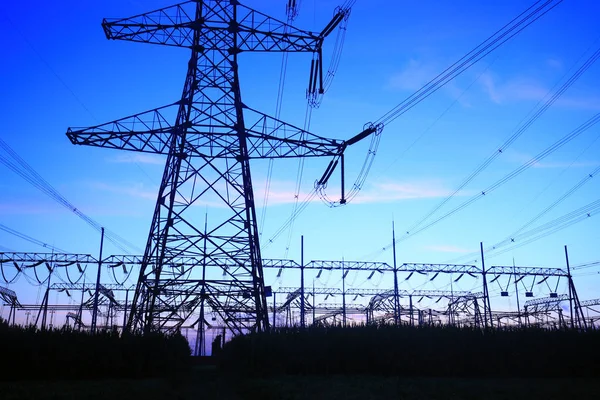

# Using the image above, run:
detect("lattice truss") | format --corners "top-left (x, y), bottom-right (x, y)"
top-left (64, 0), bottom-right (371, 334)
top-left (1, 252), bottom-right (590, 333)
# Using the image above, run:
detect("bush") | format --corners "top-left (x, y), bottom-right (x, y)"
top-left (220, 324), bottom-right (600, 378)
top-left (0, 318), bottom-right (191, 381)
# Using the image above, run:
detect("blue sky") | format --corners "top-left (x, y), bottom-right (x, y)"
top-left (1, 0), bottom-right (599, 319)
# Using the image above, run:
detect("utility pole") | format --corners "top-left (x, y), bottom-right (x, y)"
top-left (565, 245), bottom-right (574, 329)
top-left (480, 242), bottom-right (493, 328)
top-left (392, 221), bottom-right (399, 326)
top-left (91, 227), bottom-right (105, 334)
top-left (272, 292), bottom-right (276, 329)
top-left (342, 258), bottom-right (346, 328)
top-left (409, 295), bottom-right (413, 326)
top-left (40, 263), bottom-right (52, 331)
top-left (513, 258), bottom-right (522, 327)
top-left (564, 245), bottom-right (587, 330)
top-left (300, 235), bottom-right (305, 328)
top-left (122, 288), bottom-right (129, 333)
top-left (312, 279), bottom-right (316, 326)
top-left (77, 275), bottom-right (85, 331)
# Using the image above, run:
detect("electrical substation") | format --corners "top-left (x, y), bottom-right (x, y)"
top-left (1, 0), bottom-right (599, 356)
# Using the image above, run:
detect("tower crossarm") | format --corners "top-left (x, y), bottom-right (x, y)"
top-left (524, 294), bottom-right (569, 308)
top-left (488, 265), bottom-right (568, 277)
top-left (306, 260), bottom-right (393, 271)
top-left (66, 105), bottom-right (177, 154)
top-left (0, 252), bottom-right (97, 265)
top-left (67, 103), bottom-right (347, 158)
top-left (234, 3), bottom-right (323, 53)
top-left (101, 2), bottom-right (196, 48)
top-left (101, 0), bottom-right (336, 53)
top-left (399, 263), bottom-right (480, 274)
top-left (0, 285), bottom-right (20, 307)
top-left (580, 298), bottom-right (600, 307)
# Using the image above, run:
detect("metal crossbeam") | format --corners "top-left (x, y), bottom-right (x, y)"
top-left (489, 265), bottom-right (568, 277)
top-left (578, 298), bottom-right (600, 308)
top-left (0, 252), bottom-right (96, 265)
top-left (0, 285), bottom-right (20, 306)
top-left (307, 260), bottom-right (393, 271)
top-left (524, 294), bottom-right (569, 307)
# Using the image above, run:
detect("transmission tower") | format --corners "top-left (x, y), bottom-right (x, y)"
top-left (67, 1), bottom-right (377, 334)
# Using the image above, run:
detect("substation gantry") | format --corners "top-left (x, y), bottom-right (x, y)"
top-left (523, 293), bottom-right (588, 330)
top-left (65, 0), bottom-right (382, 334)
top-left (271, 286), bottom-right (484, 328)
top-left (1, 250), bottom-right (590, 333)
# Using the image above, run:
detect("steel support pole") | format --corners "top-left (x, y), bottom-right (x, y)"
top-left (91, 227), bottom-right (105, 334)
top-left (564, 245), bottom-right (574, 329)
top-left (122, 289), bottom-right (129, 333)
top-left (513, 260), bottom-right (522, 326)
top-left (342, 259), bottom-right (346, 328)
top-left (272, 292), bottom-right (276, 328)
top-left (480, 242), bottom-right (493, 328)
top-left (41, 271), bottom-right (51, 331)
top-left (392, 221), bottom-right (399, 326)
top-left (77, 276), bottom-right (85, 331)
top-left (409, 295), bottom-right (413, 326)
top-left (312, 279), bottom-right (316, 326)
top-left (300, 235), bottom-right (305, 328)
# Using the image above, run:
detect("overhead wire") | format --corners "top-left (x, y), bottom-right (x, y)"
top-left (266, 0), bottom-right (561, 251)
top-left (2, 10), bottom-right (154, 256)
top-left (0, 138), bottom-right (141, 254)
top-left (368, 112), bottom-right (600, 260)
top-left (403, 40), bottom-right (600, 239)
top-left (279, 0), bottom-right (353, 257)
top-left (0, 223), bottom-right (68, 253)
top-left (374, 0), bottom-right (564, 127)
top-left (446, 137), bottom-right (600, 265)
top-left (258, 0), bottom-right (300, 239)
top-left (478, 197), bottom-right (600, 259)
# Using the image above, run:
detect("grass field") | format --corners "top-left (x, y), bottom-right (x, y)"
top-left (2, 367), bottom-right (597, 400)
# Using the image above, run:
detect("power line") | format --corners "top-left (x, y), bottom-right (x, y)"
top-left (365, 112), bottom-right (600, 260)
top-left (374, 0), bottom-right (563, 126)
top-left (447, 158), bottom-right (600, 264)
top-left (404, 40), bottom-right (600, 238)
top-left (0, 138), bottom-right (141, 254)
top-left (0, 223), bottom-right (68, 253)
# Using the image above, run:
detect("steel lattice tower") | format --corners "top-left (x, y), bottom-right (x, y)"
top-left (67, 0), bottom-right (365, 334)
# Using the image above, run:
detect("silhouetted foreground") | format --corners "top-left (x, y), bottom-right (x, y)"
top-left (221, 325), bottom-right (600, 378)
top-left (0, 319), bottom-right (190, 380)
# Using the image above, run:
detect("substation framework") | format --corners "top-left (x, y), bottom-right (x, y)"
top-left (2, 1), bottom-right (598, 350)
top-left (1, 248), bottom-right (593, 353)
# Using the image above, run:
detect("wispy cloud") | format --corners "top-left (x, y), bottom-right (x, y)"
top-left (352, 179), bottom-right (471, 204)
top-left (388, 59), bottom-right (437, 92)
top-left (505, 150), bottom-right (600, 169)
top-left (423, 244), bottom-right (473, 254)
top-left (90, 179), bottom-right (317, 208)
top-left (478, 72), bottom-right (600, 110)
top-left (532, 160), bottom-right (600, 169)
top-left (91, 182), bottom-right (158, 201)
top-left (388, 59), bottom-right (474, 107)
top-left (546, 58), bottom-right (563, 70)
top-left (109, 153), bottom-right (165, 165)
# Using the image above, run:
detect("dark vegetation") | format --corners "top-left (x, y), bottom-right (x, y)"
top-left (0, 318), bottom-right (190, 381)
top-left (2, 319), bottom-right (599, 399)
top-left (4, 373), bottom-right (598, 400)
top-left (221, 324), bottom-right (600, 378)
